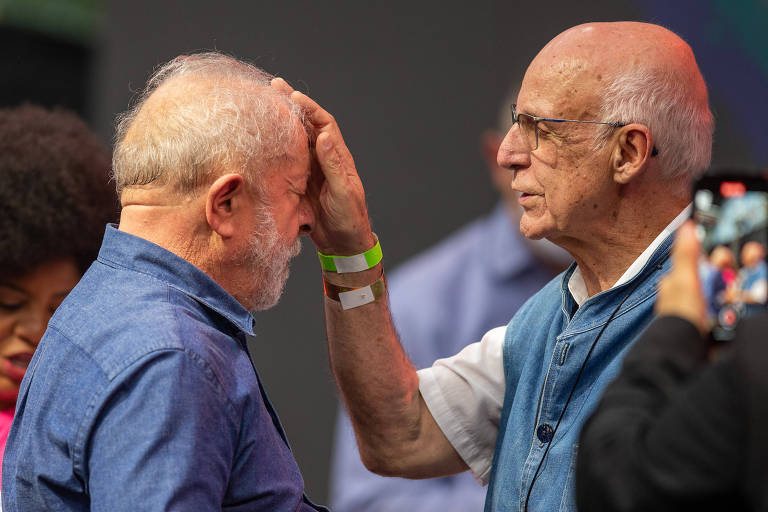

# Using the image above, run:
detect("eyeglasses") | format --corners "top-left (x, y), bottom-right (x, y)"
top-left (510, 104), bottom-right (658, 156)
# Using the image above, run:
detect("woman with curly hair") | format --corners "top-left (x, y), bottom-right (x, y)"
top-left (0, 105), bottom-right (117, 482)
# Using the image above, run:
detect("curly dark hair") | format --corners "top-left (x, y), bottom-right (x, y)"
top-left (0, 105), bottom-right (118, 279)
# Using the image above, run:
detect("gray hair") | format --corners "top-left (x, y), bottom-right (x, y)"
top-left (594, 68), bottom-right (714, 183)
top-left (112, 52), bottom-right (305, 196)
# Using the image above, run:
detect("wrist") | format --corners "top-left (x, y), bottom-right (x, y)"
top-left (318, 233), bottom-right (381, 273)
top-left (323, 267), bottom-right (386, 310)
top-left (317, 231), bottom-right (376, 257)
top-left (323, 264), bottom-right (382, 286)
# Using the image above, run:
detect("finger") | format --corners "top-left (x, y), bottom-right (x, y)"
top-left (314, 132), bottom-right (349, 188)
top-left (270, 77), bottom-right (295, 94)
top-left (672, 220), bottom-right (701, 273)
top-left (290, 90), bottom-right (336, 129)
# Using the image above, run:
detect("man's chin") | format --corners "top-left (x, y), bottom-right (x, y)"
top-left (249, 269), bottom-right (291, 312)
top-left (519, 212), bottom-right (558, 241)
top-left (519, 223), bottom-right (548, 241)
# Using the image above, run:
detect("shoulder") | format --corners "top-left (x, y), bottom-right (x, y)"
top-left (508, 271), bottom-right (567, 322)
top-left (50, 264), bottom-right (243, 382)
top-left (499, 272), bottom-right (569, 366)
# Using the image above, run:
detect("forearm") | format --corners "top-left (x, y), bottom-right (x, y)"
top-left (323, 264), bottom-right (425, 473)
top-left (331, 410), bottom-right (485, 512)
top-left (280, 82), bottom-right (466, 478)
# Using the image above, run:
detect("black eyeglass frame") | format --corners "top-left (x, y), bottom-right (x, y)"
top-left (510, 104), bottom-right (659, 156)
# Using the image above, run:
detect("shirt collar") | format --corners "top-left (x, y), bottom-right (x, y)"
top-left (97, 224), bottom-right (256, 336)
top-left (567, 204), bottom-right (692, 306)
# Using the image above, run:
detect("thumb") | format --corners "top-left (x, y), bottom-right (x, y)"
top-left (671, 220), bottom-right (701, 273)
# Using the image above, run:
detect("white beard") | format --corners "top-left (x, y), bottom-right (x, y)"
top-left (245, 210), bottom-right (302, 312)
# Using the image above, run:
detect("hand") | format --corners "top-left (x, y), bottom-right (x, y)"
top-left (271, 78), bottom-right (375, 255)
top-left (656, 221), bottom-right (708, 334)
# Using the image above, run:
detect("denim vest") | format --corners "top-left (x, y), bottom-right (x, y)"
top-left (484, 235), bottom-right (673, 512)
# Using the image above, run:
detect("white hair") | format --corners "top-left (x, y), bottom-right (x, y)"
top-left (112, 52), bottom-right (305, 195)
top-left (594, 68), bottom-right (714, 182)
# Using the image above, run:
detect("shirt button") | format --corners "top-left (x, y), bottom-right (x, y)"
top-left (536, 423), bottom-right (554, 443)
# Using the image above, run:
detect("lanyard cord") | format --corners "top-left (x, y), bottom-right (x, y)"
top-left (523, 254), bottom-right (669, 511)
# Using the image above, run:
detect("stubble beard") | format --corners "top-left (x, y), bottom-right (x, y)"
top-left (246, 210), bottom-right (303, 312)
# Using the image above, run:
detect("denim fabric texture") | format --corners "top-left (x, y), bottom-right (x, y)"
top-left (2, 225), bottom-right (327, 511)
top-left (484, 234), bottom-right (673, 512)
top-left (331, 204), bottom-right (558, 511)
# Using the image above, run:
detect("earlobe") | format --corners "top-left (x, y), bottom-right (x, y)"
top-left (206, 174), bottom-right (245, 239)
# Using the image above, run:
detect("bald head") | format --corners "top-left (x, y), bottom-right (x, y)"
top-left (741, 241), bottom-right (765, 268)
top-left (113, 52), bottom-right (306, 197)
top-left (541, 22), bottom-right (699, 74)
top-left (520, 22), bottom-right (712, 182)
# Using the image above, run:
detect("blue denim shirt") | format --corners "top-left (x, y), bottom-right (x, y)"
top-left (484, 234), bottom-right (673, 512)
top-left (331, 204), bottom-right (559, 511)
top-left (2, 225), bottom-right (327, 512)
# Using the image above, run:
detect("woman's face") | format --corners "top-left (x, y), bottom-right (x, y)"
top-left (0, 260), bottom-right (80, 408)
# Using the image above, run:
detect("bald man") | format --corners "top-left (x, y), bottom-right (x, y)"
top-left (3, 54), bottom-right (327, 511)
top-left (281, 22), bottom-right (714, 512)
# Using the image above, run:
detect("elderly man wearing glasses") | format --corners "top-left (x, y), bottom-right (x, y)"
top-left (282, 21), bottom-right (712, 512)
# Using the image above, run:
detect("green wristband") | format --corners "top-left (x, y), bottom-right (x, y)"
top-left (318, 235), bottom-right (382, 273)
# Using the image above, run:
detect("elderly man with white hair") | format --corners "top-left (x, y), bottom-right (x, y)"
top-left (2, 54), bottom-right (326, 511)
top-left (280, 21), bottom-right (714, 512)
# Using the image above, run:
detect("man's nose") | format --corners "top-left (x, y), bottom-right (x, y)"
top-left (497, 125), bottom-right (531, 171)
top-left (299, 197), bottom-right (314, 235)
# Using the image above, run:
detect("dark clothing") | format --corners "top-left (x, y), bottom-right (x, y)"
top-left (3, 225), bottom-right (327, 511)
top-left (577, 314), bottom-right (768, 511)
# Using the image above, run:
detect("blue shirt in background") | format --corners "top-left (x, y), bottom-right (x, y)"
top-left (3, 225), bottom-right (327, 512)
top-left (330, 204), bottom-right (559, 511)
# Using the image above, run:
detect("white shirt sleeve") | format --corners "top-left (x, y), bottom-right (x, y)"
top-left (746, 279), bottom-right (768, 303)
top-left (417, 326), bottom-right (506, 485)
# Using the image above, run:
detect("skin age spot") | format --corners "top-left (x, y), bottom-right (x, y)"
top-left (593, 203), bottom-right (598, 209)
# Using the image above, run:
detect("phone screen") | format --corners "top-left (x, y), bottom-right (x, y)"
top-left (693, 176), bottom-right (768, 341)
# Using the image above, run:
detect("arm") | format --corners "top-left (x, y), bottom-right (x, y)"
top-left (323, 265), bottom-right (465, 477)
top-left (272, 78), bottom-right (466, 478)
top-left (86, 350), bottom-right (236, 511)
top-left (331, 408), bottom-right (486, 512)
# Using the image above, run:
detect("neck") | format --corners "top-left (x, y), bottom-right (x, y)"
top-left (118, 186), bottom-right (212, 269)
top-left (557, 197), bottom-right (687, 297)
top-left (118, 187), bottom-right (258, 309)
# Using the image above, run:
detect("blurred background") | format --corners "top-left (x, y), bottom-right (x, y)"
top-left (2, 0), bottom-right (766, 504)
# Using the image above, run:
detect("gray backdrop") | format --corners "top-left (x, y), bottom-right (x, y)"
top-left (89, 0), bottom-right (766, 503)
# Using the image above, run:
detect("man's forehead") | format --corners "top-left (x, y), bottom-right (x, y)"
top-left (517, 57), bottom-right (601, 117)
top-left (284, 128), bottom-right (311, 175)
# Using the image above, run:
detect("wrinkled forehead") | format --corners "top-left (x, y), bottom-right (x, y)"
top-left (517, 54), bottom-right (606, 119)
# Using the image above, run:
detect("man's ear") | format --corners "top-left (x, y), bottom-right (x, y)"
top-left (611, 124), bottom-right (653, 185)
top-left (205, 173), bottom-right (246, 239)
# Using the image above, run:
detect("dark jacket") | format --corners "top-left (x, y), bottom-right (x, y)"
top-left (576, 313), bottom-right (768, 511)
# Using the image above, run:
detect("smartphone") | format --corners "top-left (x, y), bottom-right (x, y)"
top-left (692, 173), bottom-right (768, 342)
